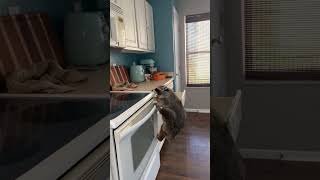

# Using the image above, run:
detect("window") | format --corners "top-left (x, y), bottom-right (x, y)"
top-left (186, 13), bottom-right (210, 86)
top-left (245, 0), bottom-right (320, 80)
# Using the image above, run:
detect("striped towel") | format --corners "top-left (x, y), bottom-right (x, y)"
top-left (110, 65), bottom-right (130, 86)
top-left (0, 13), bottom-right (64, 77)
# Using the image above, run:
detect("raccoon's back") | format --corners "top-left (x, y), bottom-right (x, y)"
top-left (171, 100), bottom-right (186, 128)
top-left (162, 91), bottom-right (186, 127)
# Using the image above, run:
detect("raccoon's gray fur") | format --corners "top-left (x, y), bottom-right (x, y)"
top-left (154, 86), bottom-right (186, 141)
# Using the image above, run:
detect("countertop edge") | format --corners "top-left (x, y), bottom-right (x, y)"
top-left (132, 78), bottom-right (174, 92)
top-left (17, 118), bottom-right (108, 180)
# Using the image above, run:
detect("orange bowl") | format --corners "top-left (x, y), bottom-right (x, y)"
top-left (152, 72), bottom-right (166, 80)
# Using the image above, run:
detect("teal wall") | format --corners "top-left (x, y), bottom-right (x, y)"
top-left (110, 49), bottom-right (137, 67)
top-left (139, 0), bottom-right (175, 72)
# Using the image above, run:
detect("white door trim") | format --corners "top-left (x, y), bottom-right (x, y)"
top-left (173, 6), bottom-right (181, 91)
top-left (185, 108), bottom-right (210, 114)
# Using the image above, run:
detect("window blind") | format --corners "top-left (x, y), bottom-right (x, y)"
top-left (245, 0), bottom-right (320, 80)
top-left (186, 13), bottom-right (210, 86)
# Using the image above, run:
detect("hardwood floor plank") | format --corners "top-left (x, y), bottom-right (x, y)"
top-left (156, 113), bottom-right (210, 180)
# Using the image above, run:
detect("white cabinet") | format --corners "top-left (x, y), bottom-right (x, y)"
top-left (135, 0), bottom-right (148, 50)
top-left (145, 2), bottom-right (155, 52)
top-left (123, 0), bottom-right (139, 48)
top-left (122, 0), bottom-right (155, 52)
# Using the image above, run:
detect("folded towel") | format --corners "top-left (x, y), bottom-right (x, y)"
top-left (6, 61), bottom-right (87, 94)
top-left (111, 82), bottom-right (138, 91)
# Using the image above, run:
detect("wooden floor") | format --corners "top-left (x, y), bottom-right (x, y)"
top-left (245, 159), bottom-right (320, 180)
top-left (156, 113), bottom-right (210, 180)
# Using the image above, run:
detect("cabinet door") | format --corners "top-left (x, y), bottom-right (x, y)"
top-left (123, 0), bottom-right (139, 48)
top-left (145, 2), bottom-right (155, 52)
top-left (135, 0), bottom-right (148, 50)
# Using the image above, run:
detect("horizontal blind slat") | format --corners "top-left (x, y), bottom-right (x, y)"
top-left (186, 15), bottom-right (210, 85)
top-left (245, 0), bottom-right (320, 79)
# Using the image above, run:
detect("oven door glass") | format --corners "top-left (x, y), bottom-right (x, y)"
top-left (114, 100), bottom-right (158, 180)
top-left (131, 116), bottom-right (155, 171)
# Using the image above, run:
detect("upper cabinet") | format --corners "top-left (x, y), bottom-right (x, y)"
top-left (145, 2), bottom-right (155, 52)
top-left (110, 0), bottom-right (126, 48)
top-left (121, 0), bottom-right (155, 53)
top-left (134, 0), bottom-right (148, 50)
top-left (123, 0), bottom-right (138, 48)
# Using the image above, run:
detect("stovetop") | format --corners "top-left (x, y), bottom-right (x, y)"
top-left (107, 92), bottom-right (150, 121)
top-left (0, 92), bottom-right (150, 179)
top-left (0, 96), bottom-right (109, 180)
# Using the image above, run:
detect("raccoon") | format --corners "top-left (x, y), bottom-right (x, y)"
top-left (154, 86), bottom-right (186, 141)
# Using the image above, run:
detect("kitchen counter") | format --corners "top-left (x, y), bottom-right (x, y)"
top-left (132, 78), bottom-right (174, 91)
top-left (71, 65), bottom-right (108, 94)
top-left (0, 65), bottom-right (108, 95)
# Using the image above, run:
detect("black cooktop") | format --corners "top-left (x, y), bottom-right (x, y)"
top-left (106, 92), bottom-right (150, 121)
top-left (0, 92), bottom-right (149, 179)
top-left (0, 96), bottom-right (109, 180)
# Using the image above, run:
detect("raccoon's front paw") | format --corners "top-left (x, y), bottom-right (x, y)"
top-left (157, 133), bottom-right (165, 141)
top-left (156, 104), bottom-right (163, 111)
top-left (153, 101), bottom-right (158, 107)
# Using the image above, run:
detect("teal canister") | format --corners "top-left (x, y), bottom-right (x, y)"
top-left (130, 62), bottom-right (145, 83)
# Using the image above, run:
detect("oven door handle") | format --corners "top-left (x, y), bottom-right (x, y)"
top-left (119, 106), bottom-right (157, 139)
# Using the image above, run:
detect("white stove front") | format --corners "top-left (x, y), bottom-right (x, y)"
top-left (110, 98), bottom-right (160, 180)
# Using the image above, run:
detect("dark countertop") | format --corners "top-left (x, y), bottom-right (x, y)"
top-left (0, 97), bottom-right (109, 180)
top-left (71, 66), bottom-right (109, 94)
top-left (106, 92), bottom-right (150, 121)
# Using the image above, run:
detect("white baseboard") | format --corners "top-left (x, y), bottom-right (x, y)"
top-left (240, 148), bottom-right (320, 162)
top-left (184, 108), bottom-right (210, 113)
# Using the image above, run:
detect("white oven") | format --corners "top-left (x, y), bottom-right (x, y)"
top-left (110, 96), bottom-right (160, 180)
